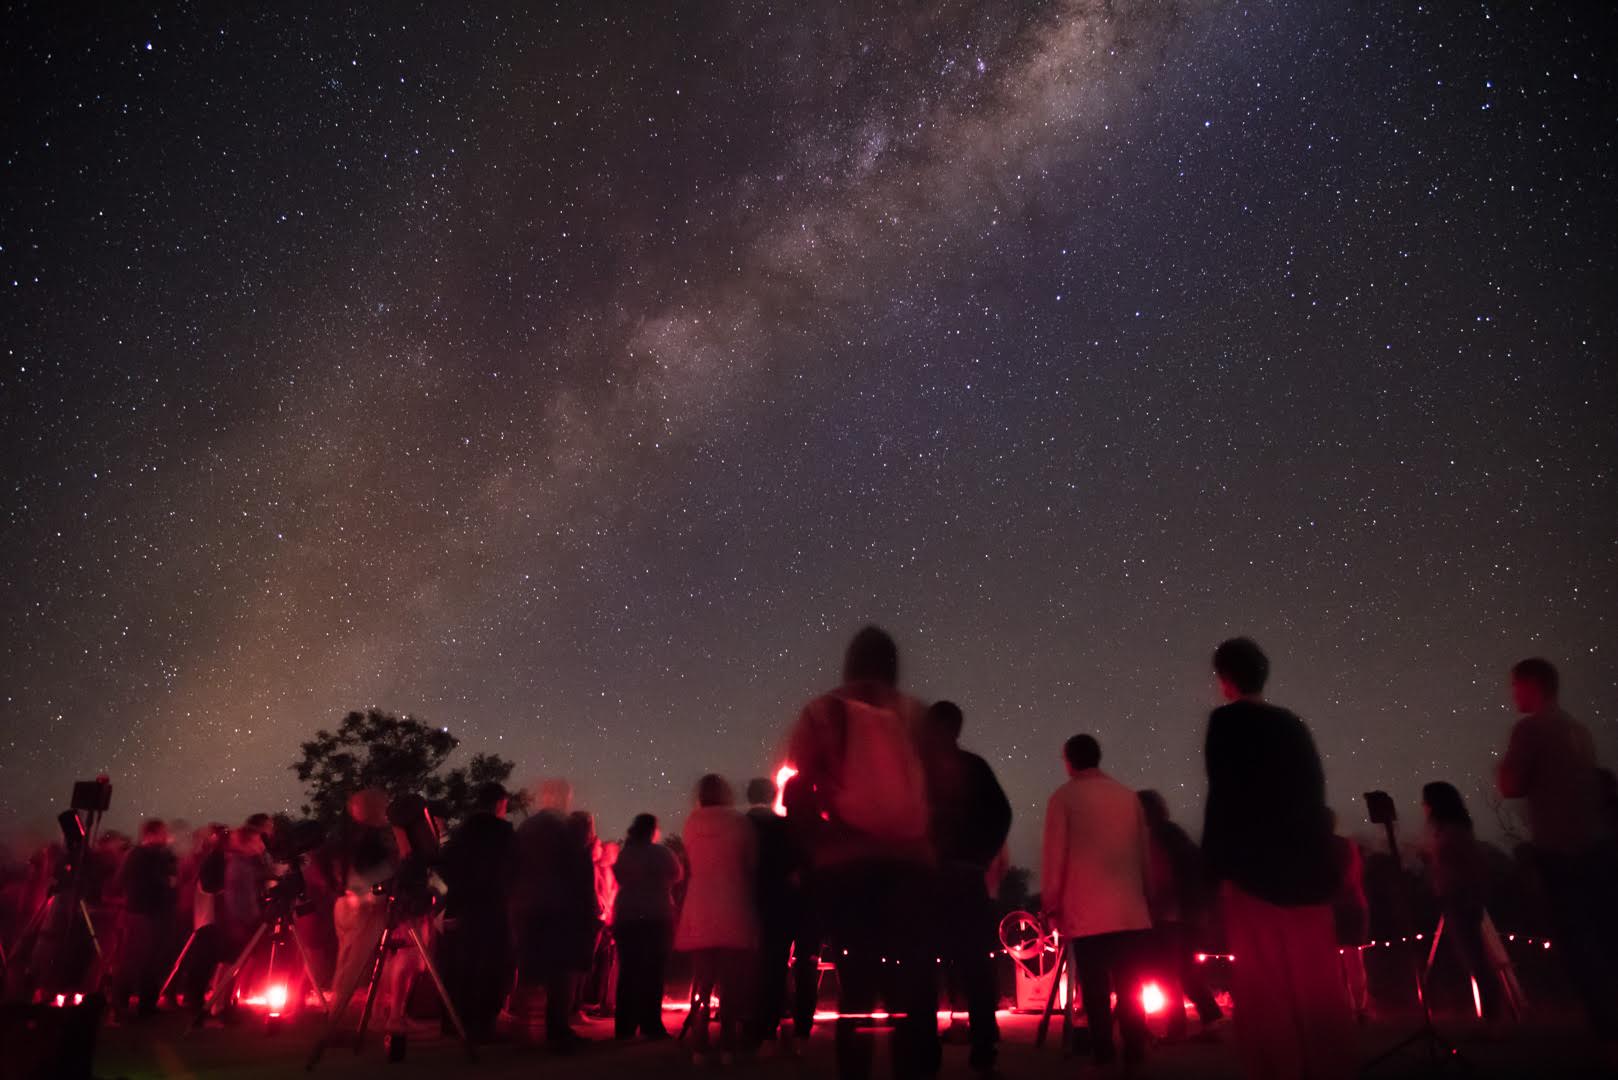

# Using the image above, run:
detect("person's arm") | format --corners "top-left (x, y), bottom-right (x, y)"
top-left (1041, 793), bottom-right (1067, 924)
top-left (981, 758), bottom-right (1014, 858)
top-left (1496, 719), bottom-right (1535, 799)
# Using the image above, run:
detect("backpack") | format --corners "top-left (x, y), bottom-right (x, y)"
top-left (832, 695), bottom-right (929, 843)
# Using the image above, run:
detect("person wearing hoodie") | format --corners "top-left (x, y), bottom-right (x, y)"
top-left (675, 774), bottom-right (759, 1063)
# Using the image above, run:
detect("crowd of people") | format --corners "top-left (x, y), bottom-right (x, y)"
top-left (2, 628), bottom-right (1616, 1080)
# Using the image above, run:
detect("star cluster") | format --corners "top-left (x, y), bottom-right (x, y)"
top-left (3, 1), bottom-right (1614, 864)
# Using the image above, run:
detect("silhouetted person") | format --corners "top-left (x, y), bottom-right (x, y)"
top-left (438, 781), bottom-right (515, 1043)
top-left (1041, 734), bottom-right (1151, 1069)
top-left (1497, 658), bottom-right (1618, 1047)
top-left (787, 625), bottom-right (939, 1080)
top-left (921, 700), bottom-right (1012, 1074)
top-left (115, 819), bottom-right (177, 1017)
top-left (675, 774), bottom-right (758, 1064)
top-left (612, 813), bottom-right (683, 1041)
top-left (1202, 637), bottom-right (1351, 1080)
top-left (512, 779), bottom-right (598, 1051)
top-left (1138, 790), bottom-right (1223, 1040)
top-left (745, 776), bottom-right (806, 1050)
top-left (1420, 782), bottom-right (1501, 1023)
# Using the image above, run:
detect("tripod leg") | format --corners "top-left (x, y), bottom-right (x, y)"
top-left (1034, 942), bottom-right (1067, 1048)
top-left (354, 922), bottom-right (395, 1052)
top-left (159, 928), bottom-right (198, 1002)
top-left (193, 923), bottom-right (269, 1030)
top-left (407, 925), bottom-right (478, 1062)
top-left (288, 925), bottom-right (329, 1011)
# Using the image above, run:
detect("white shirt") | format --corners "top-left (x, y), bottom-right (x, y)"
top-left (1041, 768), bottom-right (1152, 940)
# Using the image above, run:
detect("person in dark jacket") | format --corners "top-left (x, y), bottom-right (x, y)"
top-left (511, 779), bottom-right (599, 1051)
top-left (1202, 637), bottom-right (1352, 1080)
top-left (745, 776), bottom-right (807, 1050)
top-left (921, 700), bottom-right (1012, 1074)
top-left (1420, 782), bottom-right (1501, 1024)
top-left (438, 782), bottom-right (516, 1043)
top-left (1138, 790), bottom-right (1223, 1040)
top-left (115, 819), bottom-right (178, 1017)
top-left (612, 813), bottom-right (684, 1041)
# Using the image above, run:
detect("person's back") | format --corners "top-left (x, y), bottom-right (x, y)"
top-left (746, 803), bottom-right (800, 915)
top-left (1043, 768), bottom-right (1150, 938)
top-left (1499, 704), bottom-right (1604, 856)
top-left (442, 809), bottom-right (514, 918)
top-left (1201, 638), bottom-right (1352, 1080)
top-left (676, 805), bottom-right (758, 952)
top-left (1203, 699), bottom-right (1338, 906)
top-left (613, 837), bottom-right (683, 924)
top-left (928, 744), bottom-right (1013, 872)
top-left (122, 840), bottom-right (178, 917)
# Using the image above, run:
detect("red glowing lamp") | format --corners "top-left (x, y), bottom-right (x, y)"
top-left (774, 765), bottom-right (798, 816)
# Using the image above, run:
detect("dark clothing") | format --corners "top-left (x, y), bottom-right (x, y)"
top-left (1498, 706), bottom-right (1606, 857)
top-left (1145, 819), bottom-right (1209, 926)
top-left (1069, 930), bottom-right (1150, 1067)
top-left (116, 911), bottom-right (172, 1014)
top-left (936, 864), bottom-right (1000, 1069)
top-left (121, 844), bottom-right (178, 917)
top-left (687, 947), bottom-right (752, 1054)
top-left (512, 810), bottom-right (600, 1041)
top-left (791, 908), bottom-right (822, 1040)
top-left (438, 910), bottom-right (512, 1041)
top-left (1202, 700), bottom-right (1339, 906)
top-left (614, 918), bottom-right (673, 1039)
top-left (440, 811), bottom-right (514, 919)
top-left (1535, 847), bottom-right (1618, 1039)
top-left (1426, 823), bottom-right (1487, 913)
top-left (924, 746), bottom-right (1010, 1069)
top-left (437, 809), bottom-right (515, 1036)
top-left (611, 840), bottom-right (683, 924)
top-left (747, 805), bottom-right (805, 1042)
top-left (926, 748), bottom-right (1013, 870)
top-left (816, 859), bottom-right (940, 1080)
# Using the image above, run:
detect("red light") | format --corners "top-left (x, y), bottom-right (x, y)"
top-left (774, 765), bottom-right (798, 816)
top-left (1140, 982), bottom-right (1168, 1016)
top-left (266, 984), bottom-right (289, 1010)
top-left (53, 994), bottom-right (65, 1008)
top-left (73, 993), bottom-right (83, 1005)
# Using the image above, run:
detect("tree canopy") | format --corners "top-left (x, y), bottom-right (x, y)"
top-left (291, 709), bottom-right (528, 824)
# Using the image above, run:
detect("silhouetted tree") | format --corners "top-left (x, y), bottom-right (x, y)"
top-left (292, 709), bottom-right (529, 825)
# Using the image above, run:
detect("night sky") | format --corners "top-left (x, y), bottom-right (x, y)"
top-left (4, 2), bottom-right (1614, 870)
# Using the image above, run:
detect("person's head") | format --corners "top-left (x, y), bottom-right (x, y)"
top-left (140, 819), bottom-right (171, 846)
top-left (1213, 637), bottom-right (1269, 701)
top-left (1510, 657), bottom-right (1559, 715)
top-left (473, 781), bottom-right (509, 818)
top-left (347, 788), bottom-right (389, 828)
top-left (627, 813), bottom-right (659, 845)
top-left (1137, 790), bottom-right (1169, 828)
top-left (243, 813), bottom-right (272, 837)
top-left (696, 773), bottom-right (734, 808)
top-left (568, 810), bottom-right (597, 847)
top-left (1063, 734), bottom-right (1101, 775)
top-left (843, 625), bottom-right (899, 687)
top-left (746, 778), bottom-right (777, 809)
top-left (1421, 781), bottom-right (1473, 830)
top-left (539, 778), bottom-right (574, 814)
top-left (923, 700), bottom-right (965, 748)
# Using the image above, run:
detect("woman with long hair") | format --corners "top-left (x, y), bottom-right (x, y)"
top-left (1421, 781), bottom-right (1501, 1024)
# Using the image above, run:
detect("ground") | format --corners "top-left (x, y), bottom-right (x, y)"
top-left (75, 1007), bottom-right (1615, 1079)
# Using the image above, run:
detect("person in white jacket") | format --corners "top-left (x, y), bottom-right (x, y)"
top-left (674, 774), bottom-right (759, 1062)
top-left (1041, 734), bottom-right (1153, 1069)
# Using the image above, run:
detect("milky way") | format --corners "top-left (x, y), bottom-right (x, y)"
top-left (4, 2), bottom-right (1614, 867)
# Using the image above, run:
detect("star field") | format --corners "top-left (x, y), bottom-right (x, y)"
top-left (3, 2), bottom-right (1614, 866)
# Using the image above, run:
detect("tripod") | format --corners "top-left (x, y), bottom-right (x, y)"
top-left (190, 877), bottom-right (327, 1030)
top-left (305, 885), bottom-right (476, 1068)
top-left (1360, 811), bottom-right (1469, 1077)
